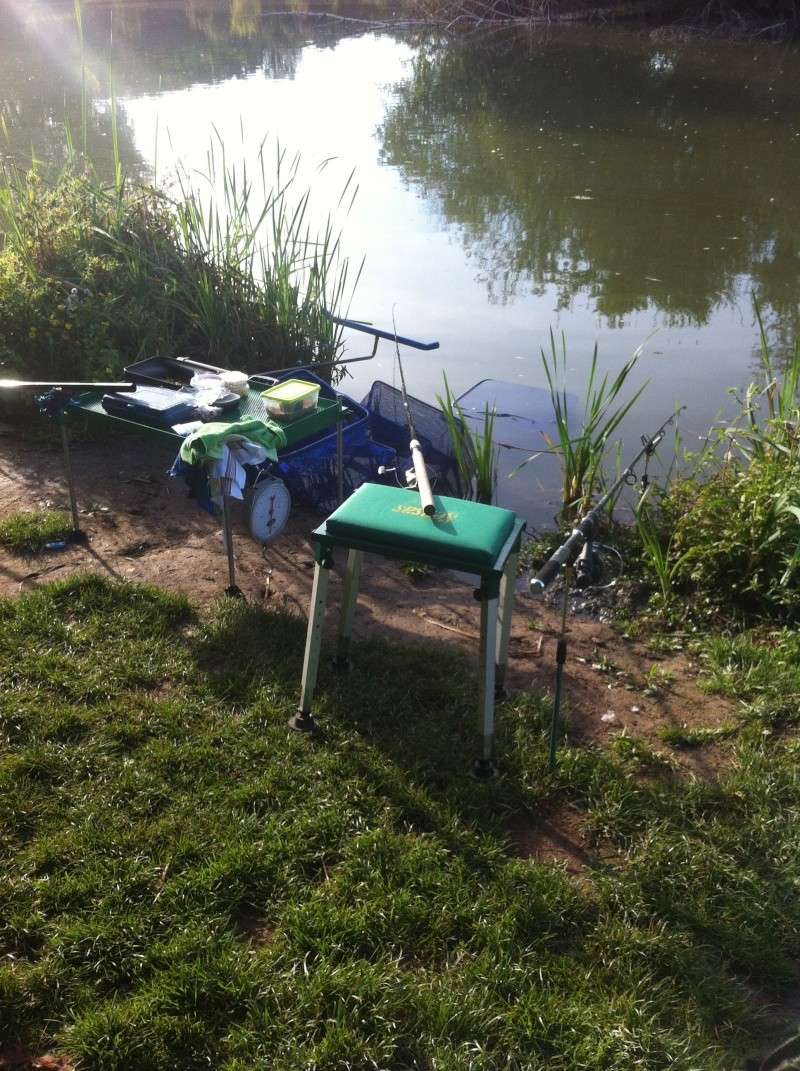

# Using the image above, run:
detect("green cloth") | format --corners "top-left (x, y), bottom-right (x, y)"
top-left (179, 417), bottom-right (287, 468)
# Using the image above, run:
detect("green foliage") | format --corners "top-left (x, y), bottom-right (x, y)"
top-left (0, 149), bottom-right (354, 385)
top-left (634, 492), bottom-right (691, 604)
top-left (437, 373), bottom-right (498, 503)
top-left (660, 724), bottom-right (736, 748)
top-left (0, 510), bottom-right (72, 554)
top-left (662, 452), bottom-right (800, 621)
top-left (631, 305), bottom-right (800, 625)
top-left (701, 628), bottom-right (800, 730)
top-left (1, 574), bottom-right (799, 1068)
top-left (521, 330), bottom-right (645, 523)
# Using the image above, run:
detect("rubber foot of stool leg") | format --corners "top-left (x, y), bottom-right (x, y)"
top-left (331, 655), bottom-right (351, 672)
top-left (225, 586), bottom-right (244, 599)
top-left (472, 758), bottom-right (497, 780)
top-left (289, 712), bottom-right (317, 733)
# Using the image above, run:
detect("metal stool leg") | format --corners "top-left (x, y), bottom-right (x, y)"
top-left (221, 486), bottom-right (242, 597)
top-left (334, 549), bottom-right (362, 670)
top-left (59, 416), bottom-right (81, 535)
top-left (495, 551), bottom-right (518, 699)
top-left (474, 584), bottom-right (499, 778)
top-left (290, 560), bottom-right (331, 733)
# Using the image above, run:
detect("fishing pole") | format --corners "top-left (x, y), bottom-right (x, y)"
top-left (530, 407), bottom-right (685, 596)
top-left (0, 380), bottom-right (136, 391)
top-left (529, 406), bottom-right (685, 772)
top-left (393, 312), bottom-right (436, 517)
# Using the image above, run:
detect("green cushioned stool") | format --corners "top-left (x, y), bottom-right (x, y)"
top-left (293, 483), bottom-right (526, 775)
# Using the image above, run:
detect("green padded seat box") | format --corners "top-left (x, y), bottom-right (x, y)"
top-left (324, 483), bottom-right (517, 571)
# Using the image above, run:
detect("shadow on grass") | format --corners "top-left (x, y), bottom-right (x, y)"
top-left (190, 595), bottom-right (570, 844)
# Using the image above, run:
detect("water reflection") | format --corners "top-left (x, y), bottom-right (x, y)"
top-left (0, 0), bottom-right (389, 171)
top-left (379, 28), bottom-right (800, 345)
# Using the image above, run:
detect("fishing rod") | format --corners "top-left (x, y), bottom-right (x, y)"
top-left (529, 406), bottom-right (685, 772)
top-left (530, 407), bottom-right (685, 596)
top-left (393, 312), bottom-right (436, 517)
top-left (0, 379), bottom-right (136, 391)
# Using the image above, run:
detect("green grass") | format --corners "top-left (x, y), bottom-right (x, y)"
top-left (0, 509), bottom-right (73, 554)
top-left (660, 724), bottom-right (736, 748)
top-left (700, 628), bottom-right (800, 731)
top-left (1, 574), bottom-right (799, 1067)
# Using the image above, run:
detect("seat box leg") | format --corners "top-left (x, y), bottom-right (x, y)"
top-left (495, 551), bottom-right (518, 699)
top-left (334, 549), bottom-right (362, 670)
top-left (475, 588), bottom-right (499, 778)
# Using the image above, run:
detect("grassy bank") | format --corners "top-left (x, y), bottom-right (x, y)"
top-left (1, 573), bottom-right (798, 1069)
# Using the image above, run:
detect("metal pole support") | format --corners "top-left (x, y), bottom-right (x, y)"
top-left (495, 551), bottom-right (518, 699)
top-left (333, 549), bottom-right (362, 670)
top-left (291, 557), bottom-right (331, 733)
top-left (59, 416), bottom-right (81, 535)
top-left (548, 565), bottom-right (572, 772)
top-left (222, 487), bottom-right (242, 598)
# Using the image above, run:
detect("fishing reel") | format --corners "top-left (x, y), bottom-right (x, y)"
top-left (377, 463), bottom-right (421, 490)
top-left (575, 539), bottom-right (602, 589)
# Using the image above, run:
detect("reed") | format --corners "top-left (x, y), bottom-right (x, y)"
top-left (437, 373), bottom-right (498, 503)
top-left (517, 331), bottom-right (646, 523)
top-left (0, 134), bottom-right (358, 382)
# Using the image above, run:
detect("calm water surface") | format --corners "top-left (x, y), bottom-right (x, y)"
top-left (2, 2), bottom-right (799, 519)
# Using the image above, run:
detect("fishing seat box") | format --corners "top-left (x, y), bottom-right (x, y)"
top-left (297, 482), bottom-right (526, 776)
top-left (322, 483), bottom-right (519, 573)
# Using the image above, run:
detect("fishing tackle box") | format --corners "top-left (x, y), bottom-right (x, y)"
top-left (101, 385), bottom-right (199, 428)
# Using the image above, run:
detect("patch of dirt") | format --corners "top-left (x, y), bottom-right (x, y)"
top-left (0, 1049), bottom-right (73, 1071)
top-left (232, 906), bottom-right (277, 947)
top-left (506, 803), bottom-right (599, 876)
top-left (0, 435), bottom-right (736, 781)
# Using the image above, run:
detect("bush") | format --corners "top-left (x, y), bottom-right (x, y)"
top-left (0, 159), bottom-right (351, 385)
top-left (634, 314), bottom-right (800, 624)
top-left (661, 453), bottom-right (800, 621)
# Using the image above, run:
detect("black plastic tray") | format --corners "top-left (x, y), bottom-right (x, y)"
top-left (124, 355), bottom-right (227, 390)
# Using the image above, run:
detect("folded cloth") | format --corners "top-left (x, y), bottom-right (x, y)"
top-left (179, 417), bottom-right (286, 468)
top-left (207, 440), bottom-right (270, 505)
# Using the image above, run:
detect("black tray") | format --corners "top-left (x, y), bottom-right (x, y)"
top-left (125, 356), bottom-right (228, 390)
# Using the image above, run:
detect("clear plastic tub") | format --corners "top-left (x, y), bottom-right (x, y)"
top-left (261, 379), bottom-right (321, 421)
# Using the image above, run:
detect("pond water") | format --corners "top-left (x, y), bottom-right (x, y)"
top-left (2, 1), bottom-right (799, 522)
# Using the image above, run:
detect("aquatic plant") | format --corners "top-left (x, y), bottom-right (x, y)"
top-left (0, 144), bottom-right (357, 384)
top-left (519, 330), bottom-right (645, 523)
top-left (437, 373), bottom-right (498, 503)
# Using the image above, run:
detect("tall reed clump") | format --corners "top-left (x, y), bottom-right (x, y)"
top-left (0, 135), bottom-right (357, 385)
top-left (437, 374), bottom-right (498, 503)
top-left (521, 330), bottom-right (645, 523)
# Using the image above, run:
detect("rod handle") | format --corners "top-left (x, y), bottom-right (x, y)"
top-left (410, 440), bottom-right (436, 516)
top-left (530, 556), bottom-right (564, 596)
top-left (530, 528), bottom-right (586, 596)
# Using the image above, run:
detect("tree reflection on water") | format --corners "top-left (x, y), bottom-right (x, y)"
top-left (379, 28), bottom-right (800, 345)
